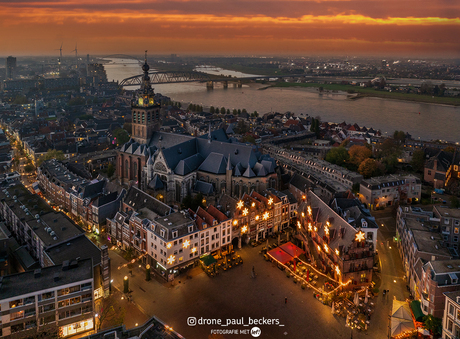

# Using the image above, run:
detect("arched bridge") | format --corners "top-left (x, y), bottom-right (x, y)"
top-left (120, 71), bottom-right (213, 86)
top-left (120, 71), bottom-right (311, 87)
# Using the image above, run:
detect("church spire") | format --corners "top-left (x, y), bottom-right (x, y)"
top-left (207, 123), bottom-right (212, 143)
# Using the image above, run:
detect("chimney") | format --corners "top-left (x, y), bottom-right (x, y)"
top-left (53, 273), bottom-right (60, 282)
top-left (34, 269), bottom-right (41, 278)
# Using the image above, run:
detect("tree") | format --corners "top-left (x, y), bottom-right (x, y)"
top-left (210, 106), bottom-right (215, 114)
top-left (220, 107), bottom-right (226, 114)
top-left (242, 135), bottom-right (256, 144)
top-left (107, 163), bottom-right (115, 178)
top-left (24, 164), bottom-right (35, 173)
top-left (233, 109), bottom-right (238, 115)
top-left (242, 108), bottom-right (247, 114)
top-left (450, 196), bottom-right (460, 208)
top-left (325, 147), bottom-right (349, 166)
top-left (410, 150), bottom-right (425, 173)
top-left (349, 145), bottom-right (372, 167)
top-left (37, 149), bottom-right (66, 166)
top-left (358, 158), bottom-right (379, 178)
top-left (393, 131), bottom-right (406, 145)
top-left (113, 128), bottom-right (130, 146)
top-left (253, 111), bottom-right (259, 117)
top-left (423, 314), bottom-right (442, 336)
top-left (123, 122), bottom-right (132, 135)
top-left (13, 95), bottom-right (28, 105)
top-left (97, 295), bottom-right (126, 330)
top-left (443, 146), bottom-right (455, 153)
top-left (226, 109), bottom-right (230, 115)
top-left (234, 120), bottom-right (249, 134)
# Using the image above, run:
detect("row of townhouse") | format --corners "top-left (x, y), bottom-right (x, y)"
top-left (396, 206), bottom-right (460, 319)
top-left (38, 159), bottom-right (125, 232)
top-left (0, 258), bottom-right (96, 338)
top-left (296, 191), bottom-right (375, 289)
top-left (264, 145), bottom-right (363, 190)
top-left (107, 186), bottom-right (231, 280)
top-left (107, 186), bottom-right (299, 280)
top-left (0, 183), bottom-right (110, 299)
top-left (359, 174), bottom-right (422, 208)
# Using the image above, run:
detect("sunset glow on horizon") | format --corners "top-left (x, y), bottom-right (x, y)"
top-left (1, 0), bottom-right (459, 56)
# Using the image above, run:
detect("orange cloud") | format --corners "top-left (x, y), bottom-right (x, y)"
top-left (0, 1), bottom-right (459, 55)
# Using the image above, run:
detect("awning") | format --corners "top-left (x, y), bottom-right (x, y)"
top-left (267, 248), bottom-right (294, 264)
top-left (391, 318), bottom-right (414, 337)
top-left (200, 254), bottom-right (217, 267)
top-left (410, 300), bottom-right (425, 322)
top-left (279, 242), bottom-right (305, 258)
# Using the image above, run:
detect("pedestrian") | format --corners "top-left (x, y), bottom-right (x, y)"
top-left (285, 297), bottom-right (288, 304)
top-left (386, 289), bottom-right (389, 296)
top-left (383, 290), bottom-right (386, 296)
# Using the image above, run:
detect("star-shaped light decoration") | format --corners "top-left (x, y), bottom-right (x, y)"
top-left (355, 230), bottom-right (365, 242)
top-left (314, 226), bottom-right (317, 232)
top-left (241, 225), bottom-right (248, 234)
top-left (251, 202), bottom-right (255, 208)
top-left (255, 215), bottom-right (260, 221)
top-left (268, 197), bottom-right (273, 205)
top-left (183, 239), bottom-right (190, 249)
top-left (301, 212), bottom-right (305, 218)
top-left (263, 212), bottom-right (269, 220)
top-left (317, 245), bottom-right (321, 252)
top-left (191, 247), bottom-right (197, 253)
top-left (297, 221), bottom-right (301, 229)
top-left (233, 219), bottom-right (238, 226)
top-left (335, 265), bottom-right (341, 276)
top-left (237, 200), bottom-right (244, 209)
top-left (166, 242), bottom-right (172, 249)
top-left (324, 244), bottom-right (329, 253)
top-left (242, 208), bottom-right (248, 216)
top-left (308, 223), bottom-right (312, 231)
top-left (307, 206), bottom-right (312, 216)
top-left (324, 225), bottom-right (329, 236)
top-left (167, 255), bottom-right (175, 265)
top-left (335, 249), bottom-right (339, 256)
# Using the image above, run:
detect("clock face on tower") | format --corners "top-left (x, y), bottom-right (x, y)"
top-left (138, 98), bottom-right (143, 106)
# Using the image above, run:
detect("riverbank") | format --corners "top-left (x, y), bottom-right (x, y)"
top-left (270, 82), bottom-right (460, 106)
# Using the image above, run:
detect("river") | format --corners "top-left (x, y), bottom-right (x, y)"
top-left (103, 58), bottom-right (460, 143)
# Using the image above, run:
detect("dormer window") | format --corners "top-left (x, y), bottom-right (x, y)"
top-left (172, 231), bottom-right (178, 238)
top-left (188, 225), bottom-right (193, 233)
top-left (160, 229), bottom-right (165, 238)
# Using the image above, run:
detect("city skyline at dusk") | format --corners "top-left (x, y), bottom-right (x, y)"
top-left (1, 0), bottom-right (459, 56)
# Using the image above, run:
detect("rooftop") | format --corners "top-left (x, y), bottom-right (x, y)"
top-left (0, 258), bottom-right (93, 301)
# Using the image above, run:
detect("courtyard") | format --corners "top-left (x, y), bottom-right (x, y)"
top-left (108, 238), bottom-right (396, 339)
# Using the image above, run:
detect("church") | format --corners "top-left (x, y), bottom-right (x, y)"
top-left (116, 58), bottom-right (279, 204)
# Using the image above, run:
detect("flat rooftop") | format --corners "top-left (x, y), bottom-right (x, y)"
top-left (411, 229), bottom-right (450, 257)
top-left (0, 258), bottom-right (93, 300)
top-left (155, 212), bottom-right (193, 229)
top-left (434, 206), bottom-right (460, 219)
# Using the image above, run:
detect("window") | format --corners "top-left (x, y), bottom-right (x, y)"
top-left (449, 303), bottom-right (455, 316)
top-left (455, 228), bottom-right (459, 234)
top-left (58, 285), bottom-right (80, 296)
top-left (39, 303), bottom-right (55, 313)
top-left (9, 299), bottom-right (23, 308)
top-left (188, 225), bottom-right (193, 233)
top-left (454, 236), bottom-right (459, 242)
top-left (447, 318), bottom-right (453, 332)
top-left (38, 291), bottom-right (54, 301)
top-left (81, 282), bottom-right (92, 291)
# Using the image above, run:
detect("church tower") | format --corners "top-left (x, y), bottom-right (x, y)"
top-left (131, 51), bottom-right (161, 144)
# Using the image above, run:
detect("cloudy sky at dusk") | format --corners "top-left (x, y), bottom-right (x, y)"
top-left (1, 0), bottom-right (459, 56)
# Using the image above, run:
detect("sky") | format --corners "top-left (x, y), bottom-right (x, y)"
top-left (1, 0), bottom-right (459, 56)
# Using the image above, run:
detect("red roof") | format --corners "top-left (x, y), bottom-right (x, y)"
top-left (207, 205), bottom-right (227, 223)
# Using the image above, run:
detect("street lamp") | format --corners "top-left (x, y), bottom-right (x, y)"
top-left (123, 275), bottom-right (129, 293)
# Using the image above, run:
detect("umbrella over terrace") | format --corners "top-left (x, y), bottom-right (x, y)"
top-left (267, 248), bottom-right (294, 265)
top-left (279, 241), bottom-right (305, 258)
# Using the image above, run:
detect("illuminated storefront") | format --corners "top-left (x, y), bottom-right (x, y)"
top-left (61, 318), bottom-right (94, 337)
